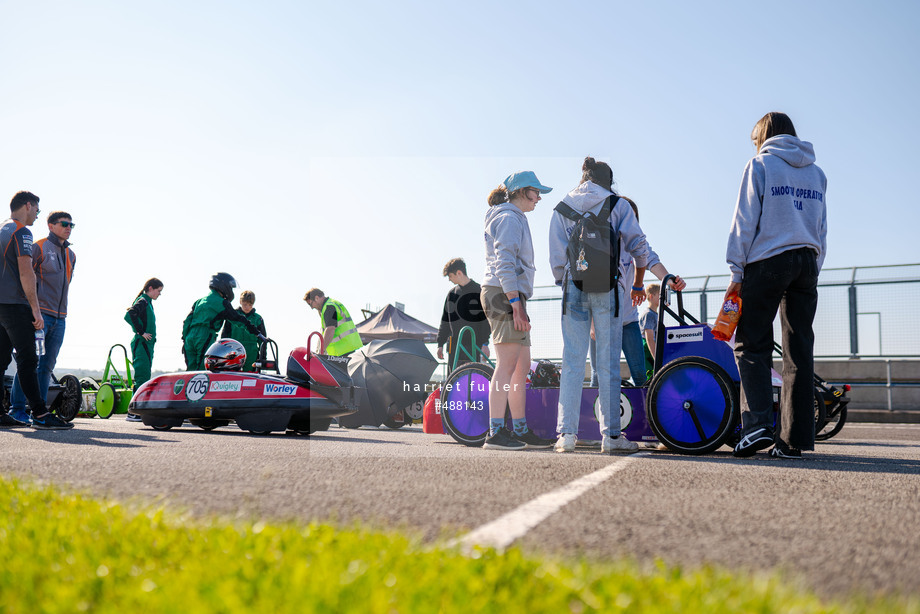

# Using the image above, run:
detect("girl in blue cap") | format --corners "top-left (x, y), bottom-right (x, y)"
top-left (480, 171), bottom-right (556, 451)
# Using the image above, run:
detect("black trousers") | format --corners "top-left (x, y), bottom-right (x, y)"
top-left (734, 248), bottom-right (818, 451)
top-left (0, 303), bottom-right (47, 415)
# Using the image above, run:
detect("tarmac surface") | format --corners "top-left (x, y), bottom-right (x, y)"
top-left (1, 418), bottom-right (918, 599)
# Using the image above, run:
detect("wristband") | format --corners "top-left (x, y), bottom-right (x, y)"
top-left (632, 285), bottom-right (644, 291)
top-left (509, 297), bottom-right (520, 304)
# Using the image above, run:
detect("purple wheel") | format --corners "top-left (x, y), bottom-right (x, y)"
top-left (440, 363), bottom-right (498, 447)
top-left (647, 356), bottom-right (738, 455)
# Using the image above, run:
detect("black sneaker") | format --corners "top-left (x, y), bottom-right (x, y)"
top-left (31, 413), bottom-right (75, 430)
top-left (511, 429), bottom-right (555, 449)
top-left (483, 427), bottom-right (525, 450)
top-left (732, 427), bottom-right (773, 458)
top-left (770, 443), bottom-right (803, 459)
top-left (0, 412), bottom-right (30, 428)
top-left (125, 413), bottom-right (143, 422)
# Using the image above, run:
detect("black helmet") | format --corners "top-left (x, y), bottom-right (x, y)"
top-left (209, 272), bottom-right (237, 301)
top-left (204, 339), bottom-right (247, 372)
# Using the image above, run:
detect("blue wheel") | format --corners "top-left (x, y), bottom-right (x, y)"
top-left (440, 363), bottom-right (497, 447)
top-left (647, 356), bottom-right (738, 455)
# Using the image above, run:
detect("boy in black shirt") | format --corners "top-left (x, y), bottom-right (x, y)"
top-left (436, 258), bottom-right (491, 371)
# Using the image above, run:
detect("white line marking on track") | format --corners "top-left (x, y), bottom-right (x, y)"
top-left (451, 452), bottom-right (648, 553)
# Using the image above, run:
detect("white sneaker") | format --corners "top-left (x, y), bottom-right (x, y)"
top-left (601, 435), bottom-right (639, 454)
top-left (554, 433), bottom-right (576, 453)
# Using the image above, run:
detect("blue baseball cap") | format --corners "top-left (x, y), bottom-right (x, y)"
top-left (503, 171), bottom-right (552, 194)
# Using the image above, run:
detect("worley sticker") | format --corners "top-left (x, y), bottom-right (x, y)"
top-left (264, 383), bottom-right (297, 396)
top-left (210, 380), bottom-right (242, 393)
top-left (185, 373), bottom-right (209, 401)
top-left (666, 327), bottom-right (705, 344)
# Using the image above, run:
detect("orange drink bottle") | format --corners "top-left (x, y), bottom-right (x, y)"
top-left (711, 292), bottom-right (742, 341)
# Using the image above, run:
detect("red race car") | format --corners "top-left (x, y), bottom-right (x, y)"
top-left (129, 338), bottom-right (357, 435)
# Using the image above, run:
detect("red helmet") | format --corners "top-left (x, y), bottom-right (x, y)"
top-left (204, 339), bottom-right (247, 372)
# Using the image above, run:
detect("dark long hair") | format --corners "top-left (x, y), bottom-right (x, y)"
top-left (751, 112), bottom-right (797, 151)
top-left (580, 157), bottom-right (616, 193)
top-left (137, 277), bottom-right (163, 298)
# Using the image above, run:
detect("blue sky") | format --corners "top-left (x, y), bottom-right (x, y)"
top-left (2, 1), bottom-right (918, 372)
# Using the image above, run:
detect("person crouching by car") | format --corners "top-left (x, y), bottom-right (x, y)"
top-left (303, 289), bottom-right (362, 357)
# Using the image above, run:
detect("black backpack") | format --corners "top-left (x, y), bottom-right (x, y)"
top-left (529, 360), bottom-right (560, 388)
top-left (555, 197), bottom-right (622, 314)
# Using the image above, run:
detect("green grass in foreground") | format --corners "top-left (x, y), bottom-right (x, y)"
top-left (0, 478), bottom-right (916, 614)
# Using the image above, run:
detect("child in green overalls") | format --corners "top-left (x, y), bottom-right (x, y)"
top-left (124, 277), bottom-right (163, 421)
top-left (220, 290), bottom-right (266, 372)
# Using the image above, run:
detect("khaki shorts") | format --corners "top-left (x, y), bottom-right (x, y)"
top-left (481, 285), bottom-right (531, 346)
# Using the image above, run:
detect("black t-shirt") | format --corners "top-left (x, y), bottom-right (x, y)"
top-left (0, 219), bottom-right (33, 305)
top-left (437, 280), bottom-right (491, 351)
top-left (321, 299), bottom-right (338, 328)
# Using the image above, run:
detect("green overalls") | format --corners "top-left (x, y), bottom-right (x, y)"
top-left (124, 295), bottom-right (156, 390)
top-left (182, 290), bottom-right (228, 370)
top-left (223, 308), bottom-right (265, 372)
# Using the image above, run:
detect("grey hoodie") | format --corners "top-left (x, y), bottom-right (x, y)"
top-left (549, 181), bottom-right (651, 289)
top-left (726, 134), bottom-right (827, 282)
top-left (482, 202), bottom-right (536, 298)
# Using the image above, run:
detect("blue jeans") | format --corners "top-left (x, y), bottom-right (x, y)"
top-left (621, 321), bottom-right (647, 386)
top-left (558, 281), bottom-right (625, 438)
top-left (589, 321), bottom-right (646, 387)
top-left (11, 314), bottom-right (66, 409)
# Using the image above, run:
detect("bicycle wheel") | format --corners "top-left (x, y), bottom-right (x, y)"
top-left (813, 388), bottom-right (828, 439)
top-left (440, 362), bottom-right (497, 447)
top-left (816, 403), bottom-right (848, 441)
top-left (58, 375), bottom-right (82, 422)
top-left (647, 356), bottom-right (738, 455)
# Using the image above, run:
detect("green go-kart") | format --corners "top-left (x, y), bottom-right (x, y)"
top-left (78, 344), bottom-right (134, 419)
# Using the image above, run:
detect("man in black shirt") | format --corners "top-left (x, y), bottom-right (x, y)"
top-left (436, 258), bottom-right (491, 372)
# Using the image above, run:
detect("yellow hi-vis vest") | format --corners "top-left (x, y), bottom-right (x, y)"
top-left (320, 298), bottom-right (363, 356)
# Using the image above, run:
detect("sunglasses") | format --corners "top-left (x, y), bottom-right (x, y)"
top-left (56, 221), bottom-right (76, 228)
